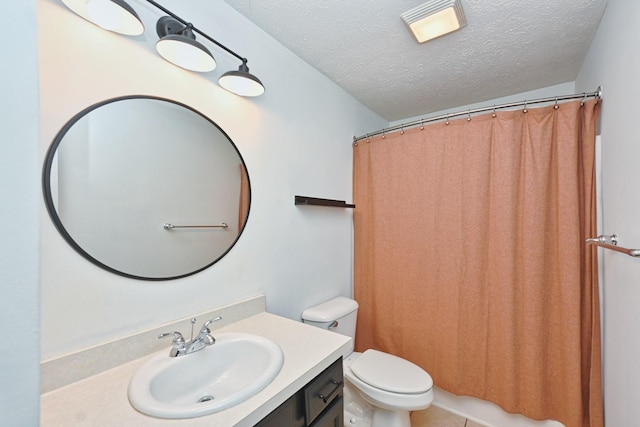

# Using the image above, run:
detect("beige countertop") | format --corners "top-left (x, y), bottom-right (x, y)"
top-left (41, 312), bottom-right (351, 426)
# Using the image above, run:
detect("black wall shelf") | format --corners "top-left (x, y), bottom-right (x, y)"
top-left (294, 195), bottom-right (355, 208)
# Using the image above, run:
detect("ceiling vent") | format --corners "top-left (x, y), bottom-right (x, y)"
top-left (401, 0), bottom-right (467, 43)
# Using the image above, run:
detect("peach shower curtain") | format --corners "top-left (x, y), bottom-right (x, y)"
top-left (353, 100), bottom-right (602, 427)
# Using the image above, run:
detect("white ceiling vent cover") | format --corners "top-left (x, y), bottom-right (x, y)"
top-left (401, 0), bottom-right (467, 43)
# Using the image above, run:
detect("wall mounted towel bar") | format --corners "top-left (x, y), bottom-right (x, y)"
top-left (586, 234), bottom-right (640, 257)
top-left (163, 223), bottom-right (228, 230)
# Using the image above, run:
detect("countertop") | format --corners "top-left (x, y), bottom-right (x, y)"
top-left (41, 312), bottom-right (351, 426)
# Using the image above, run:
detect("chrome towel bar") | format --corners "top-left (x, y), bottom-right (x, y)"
top-left (586, 234), bottom-right (640, 257)
top-left (163, 223), bottom-right (228, 230)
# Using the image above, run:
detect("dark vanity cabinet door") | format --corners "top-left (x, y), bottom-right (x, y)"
top-left (256, 358), bottom-right (343, 427)
top-left (254, 394), bottom-right (305, 427)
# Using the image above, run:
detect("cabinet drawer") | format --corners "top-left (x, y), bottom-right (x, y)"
top-left (304, 358), bottom-right (343, 425)
top-left (310, 395), bottom-right (343, 427)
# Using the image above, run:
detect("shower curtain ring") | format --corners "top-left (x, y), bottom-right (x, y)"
top-left (554, 97), bottom-right (559, 110)
top-left (523, 100), bottom-right (528, 113)
top-left (581, 93), bottom-right (587, 107)
top-left (492, 106), bottom-right (497, 118)
top-left (382, 130), bottom-right (386, 139)
top-left (420, 119), bottom-right (424, 130)
top-left (400, 124), bottom-right (405, 135)
top-left (467, 110), bottom-right (472, 122)
top-left (445, 114), bottom-right (450, 125)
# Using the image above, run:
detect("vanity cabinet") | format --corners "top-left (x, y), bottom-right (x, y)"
top-left (256, 357), bottom-right (344, 427)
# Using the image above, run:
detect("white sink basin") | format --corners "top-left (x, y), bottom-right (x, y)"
top-left (128, 332), bottom-right (284, 419)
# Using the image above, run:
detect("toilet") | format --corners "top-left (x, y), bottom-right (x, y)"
top-left (302, 296), bottom-right (433, 427)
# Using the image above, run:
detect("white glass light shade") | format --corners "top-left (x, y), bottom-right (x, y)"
top-left (61, 0), bottom-right (144, 36)
top-left (219, 68), bottom-right (265, 97)
top-left (155, 36), bottom-right (217, 72)
top-left (401, 0), bottom-right (466, 43)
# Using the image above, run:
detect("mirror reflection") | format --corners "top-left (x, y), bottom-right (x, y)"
top-left (43, 96), bottom-right (250, 280)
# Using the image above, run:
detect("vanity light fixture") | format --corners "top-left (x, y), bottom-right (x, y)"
top-left (401, 0), bottom-right (467, 43)
top-left (155, 17), bottom-right (217, 72)
top-left (219, 59), bottom-right (265, 97)
top-left (61, 0), bottom-right (145, 35)
top-left (59, 0), bottom-right (265, 97)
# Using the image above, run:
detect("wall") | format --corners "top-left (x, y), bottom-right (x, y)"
top-left (575, 0), bottom-right (640, 425)
top-left (0, 1), bottom-right (40, 425)
top-left (38, 0), bottom-right (386, 360)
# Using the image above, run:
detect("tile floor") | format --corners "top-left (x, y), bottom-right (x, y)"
top-left (411, 405), bottom-right (486, 427)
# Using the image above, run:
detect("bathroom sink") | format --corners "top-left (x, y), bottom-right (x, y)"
top-left (128, 332), bottom-right (284, 419)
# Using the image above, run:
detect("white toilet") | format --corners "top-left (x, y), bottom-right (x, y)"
top-left (302, 296), bottom-right (433, 427)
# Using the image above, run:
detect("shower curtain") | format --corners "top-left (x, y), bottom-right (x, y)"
top-left (353, 100), bottom-right (602, 427)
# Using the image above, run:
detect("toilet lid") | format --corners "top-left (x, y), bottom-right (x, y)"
top-left (350, 349), bottom-right (433, 394)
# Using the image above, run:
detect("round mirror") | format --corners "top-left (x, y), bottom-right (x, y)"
top-left (43, 96), bottom-right (250, 280)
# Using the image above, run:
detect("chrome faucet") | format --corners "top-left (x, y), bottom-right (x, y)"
top-left (158, 316), bottom-right (222, 357)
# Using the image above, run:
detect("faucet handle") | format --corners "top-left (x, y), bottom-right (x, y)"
top-left (158, 331), bottom-right (187, 357)
top-left (199, 316), bottom-right (223, 334)
top-left (158, 331), bottom-right (185, 345)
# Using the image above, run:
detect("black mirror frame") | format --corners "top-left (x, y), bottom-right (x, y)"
top-left (42, 95), bottom-right (251, 281)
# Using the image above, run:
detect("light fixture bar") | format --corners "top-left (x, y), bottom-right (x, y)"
top-left (60, 0), bottom-right (265, 96)
top-left (144, 0), bottom-right (244, 63)
top-left (143, 0), bottom-right (264, 95)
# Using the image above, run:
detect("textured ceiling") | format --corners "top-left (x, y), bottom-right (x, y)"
top-left (223, 0), bottom-right (607, 121)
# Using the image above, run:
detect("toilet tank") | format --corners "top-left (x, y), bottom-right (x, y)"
top-left (301, 296), bottom-right (359, 342)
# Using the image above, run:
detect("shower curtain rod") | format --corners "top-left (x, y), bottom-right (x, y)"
top-left (353, 86), bottom-right (602, 143)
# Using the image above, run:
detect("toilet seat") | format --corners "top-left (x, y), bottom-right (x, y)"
top-left (343, 351), bottom-right (434, 412)
top-left (350, 349), bottom-right (433, 394)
